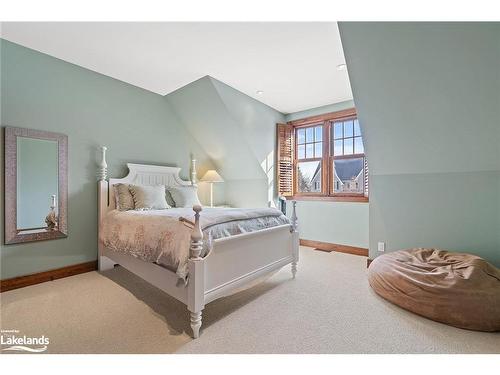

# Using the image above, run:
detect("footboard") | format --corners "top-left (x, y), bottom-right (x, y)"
top-left (186, 202), bottom-right (299, 338)
top-left (204, 224), bottom-right (298, 303)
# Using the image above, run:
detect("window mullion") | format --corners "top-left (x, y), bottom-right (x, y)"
top-left (323, 121), bottom-right (330, 196)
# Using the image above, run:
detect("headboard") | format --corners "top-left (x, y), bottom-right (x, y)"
top-left (97, 147), bottom-right (197, 218)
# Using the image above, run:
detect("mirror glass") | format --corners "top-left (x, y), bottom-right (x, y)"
top-left (16, 137), bottom-right (59, 232)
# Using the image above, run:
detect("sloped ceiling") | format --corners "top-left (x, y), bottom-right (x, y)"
top-left (1, 22), bottom-right (352, 113)
top-left (339, 22), bottom-right (500, 176)
top-left (165, 76), bottom-right (282, 181)
top-left (339, 22), bottom-right (500, 265)
top-left (210, 78), bottom-right (285, 172)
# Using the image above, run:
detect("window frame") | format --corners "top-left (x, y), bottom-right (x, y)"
top-left (294, 122), bottom-right (327, 196)
top-left (289, 108), bottom-right (368, 203)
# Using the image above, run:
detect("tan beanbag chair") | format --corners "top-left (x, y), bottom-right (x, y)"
top-left (368, 248), bottom-right (500, 332)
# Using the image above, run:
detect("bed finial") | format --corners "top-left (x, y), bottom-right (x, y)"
top-left (291, 200), bottom-right (298, 232)
top-left (98, 146), bottom-right (108, 181)
top-left (190, 205), bottom-right (203, 259)
top-left (190, 157), bottom-right (197, 185)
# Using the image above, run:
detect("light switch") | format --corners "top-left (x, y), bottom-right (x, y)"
top-left (378, 242), bottom-right (385, 252)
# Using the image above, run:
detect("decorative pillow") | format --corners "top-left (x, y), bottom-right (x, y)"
top-left (164, 189), bottom-right (176, 208)
top-left (129, 185), bottom-right (170, 210)
top-left (114, 183), bottom-right (135, 211)
top-left (167, 186), bottom-right (201, 208)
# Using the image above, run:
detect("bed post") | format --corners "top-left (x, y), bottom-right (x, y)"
top-left (187, 205), bottom-right (205, 338)
top-left (291, 200), bottom-right (299, 278)
top-left (97, 146), bottom-right (115, 271)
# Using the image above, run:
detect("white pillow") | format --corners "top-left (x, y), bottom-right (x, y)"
top-left (129, 185), bottom-right (171, 210)
top-left (167, 186), bottom-right (201, 208)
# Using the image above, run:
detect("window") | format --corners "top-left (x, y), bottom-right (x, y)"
top-left (332, 118), bottom-right (364, 156)
top-left (331, 118), bottom-right (367, 196)
top-left (296, 124), bottom-right (323, 193)
top-left (276, 108), bottom-right (368, 202)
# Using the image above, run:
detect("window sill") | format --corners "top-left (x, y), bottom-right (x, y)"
top-left (290, 195), bottom-right (369, 203)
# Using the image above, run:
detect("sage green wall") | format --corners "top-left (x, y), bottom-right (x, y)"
top-left (339, 22), bottom-right (500, 265)
top-left (0, 39), bottom-right (214, 279)
top-left (369, 172), bottom-right (500, 263)
top-left (286, 201), bottom-right (369, 248)
top-left (17, 138), bottom-right (58, 229)
top-left (210, 78), bottom-right (287, 207)
top-left (166, 76), bottom-right (286, 208)
top-left (284, 101), bottom-right (369, 249)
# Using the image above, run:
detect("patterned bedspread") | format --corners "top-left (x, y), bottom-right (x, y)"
top-left (99, 207), bottom-right (289, 280)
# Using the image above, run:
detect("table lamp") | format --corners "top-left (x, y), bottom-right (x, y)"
top-left (200, 170), bottom-right (224, 207)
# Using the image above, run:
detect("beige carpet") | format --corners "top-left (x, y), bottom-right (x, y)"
top-left (1, 247), bottom-right (499, 354)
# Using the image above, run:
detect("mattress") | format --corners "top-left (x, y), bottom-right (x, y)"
top-left (99, 207), bottom-right (290, 280)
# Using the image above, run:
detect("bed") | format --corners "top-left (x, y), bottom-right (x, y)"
top-left (97, 147), bottom-right (299, 338)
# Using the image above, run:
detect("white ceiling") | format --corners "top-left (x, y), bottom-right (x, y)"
top-left (0, 22), bottom-right (353, 114)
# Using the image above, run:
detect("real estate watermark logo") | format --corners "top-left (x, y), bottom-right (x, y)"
top-left (1, 329), bottom-right (49, 353)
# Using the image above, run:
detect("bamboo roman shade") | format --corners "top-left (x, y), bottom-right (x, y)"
top-left (276, 123), bottom-right (294, 197)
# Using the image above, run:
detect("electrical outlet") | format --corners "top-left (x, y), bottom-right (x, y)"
top-left (378, 242), bottom-right (385, 252)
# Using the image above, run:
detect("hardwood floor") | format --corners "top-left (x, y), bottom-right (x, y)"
top-left (1, 261), bottom-right (97, 292)
top-left (300, 239), bottom-right (368, 257)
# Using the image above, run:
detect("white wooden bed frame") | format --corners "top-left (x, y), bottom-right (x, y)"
top-left (97, 147), bottom-right (299, 338)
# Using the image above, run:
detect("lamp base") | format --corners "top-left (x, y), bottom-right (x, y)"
top-left (209, 182), bottom-right (214, 207)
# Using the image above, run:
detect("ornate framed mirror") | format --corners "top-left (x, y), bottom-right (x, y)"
top-left (4, 126), bottom-right (68, 244)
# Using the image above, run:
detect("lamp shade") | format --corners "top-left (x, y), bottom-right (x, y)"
top-left (200, 170), bottom-right (224, 183)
